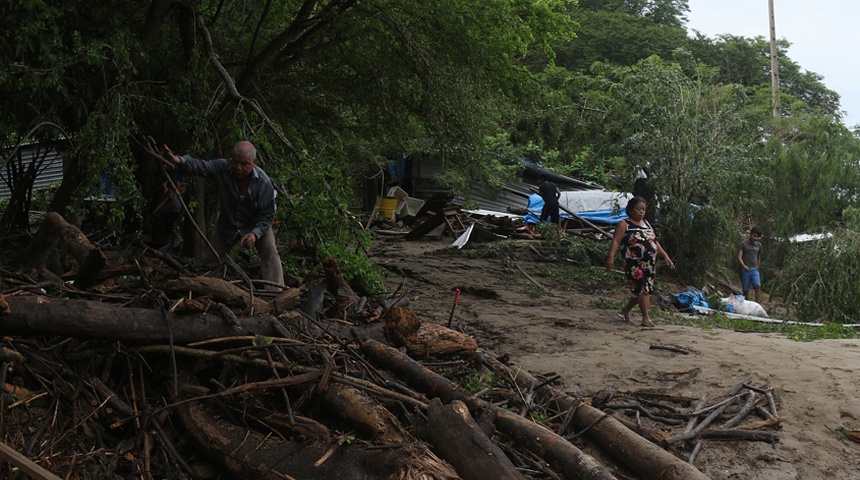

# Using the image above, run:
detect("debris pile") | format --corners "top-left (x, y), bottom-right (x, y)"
top-left (0, 214), bottom-right (784, 479)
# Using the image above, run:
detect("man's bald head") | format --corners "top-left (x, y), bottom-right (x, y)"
top-left (233, 141), bottom-right (257, 161)
top-left (231, 141), bottom-right (258, 181)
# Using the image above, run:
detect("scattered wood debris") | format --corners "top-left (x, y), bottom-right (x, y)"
top-left (0, 213), bottom-right (782, 479)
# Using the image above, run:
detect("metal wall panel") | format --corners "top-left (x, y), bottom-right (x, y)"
top-left (0, 146), bottom-right (65, 199)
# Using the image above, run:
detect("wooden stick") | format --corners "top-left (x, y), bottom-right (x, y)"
top-left (514, 262), bottom-right (544, 290)
top-left (0, 440), bottom-right (63, 480)
top-left (719, 390), bottom-right (759, 429)
top-left (649, 345), bottom-right (690, 355)
top-left (691, 393), bottom-right (742, 416)
top-left (688, 440), bottom-right (703, 464)
top-left (666, 395), bottom-right (740, 445)
top-left (699, 429), bottom-right (779, 443)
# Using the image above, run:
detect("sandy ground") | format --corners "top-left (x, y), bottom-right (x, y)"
top-left (368, 235), bottom-right (860, 480)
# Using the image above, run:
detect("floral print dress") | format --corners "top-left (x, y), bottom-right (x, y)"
top-left (622, 218), bottom-right (658, 296)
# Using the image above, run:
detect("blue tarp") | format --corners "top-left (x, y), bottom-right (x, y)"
top-left (524, 193), bottom-right (544, 225)
top-left (574, 209), bottom-right (628, 225)
top-left (522, 190), bottom-right (630, 226)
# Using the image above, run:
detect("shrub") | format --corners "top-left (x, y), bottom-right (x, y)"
top-left (772, 229), bottom-right (860, 323)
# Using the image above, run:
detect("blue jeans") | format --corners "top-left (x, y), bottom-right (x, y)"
top-left (741, 267), bottom-right (761, 293)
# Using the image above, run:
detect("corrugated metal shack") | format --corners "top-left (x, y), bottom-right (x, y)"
top-left (408, 156), bottom-right (602, 214)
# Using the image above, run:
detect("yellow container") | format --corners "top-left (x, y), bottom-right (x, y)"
top-left (378, 196), bottom-right (398, 220)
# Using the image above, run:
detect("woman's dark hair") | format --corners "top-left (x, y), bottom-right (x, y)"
top-left (625, 196), bottom-right (647, 216)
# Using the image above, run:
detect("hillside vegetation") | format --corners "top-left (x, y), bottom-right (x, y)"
top-left (2, 0), bottom-right (860, 320)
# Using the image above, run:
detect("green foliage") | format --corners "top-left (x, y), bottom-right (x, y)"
top-left (465, 372), bottom-right (496, 393)
top-left (525, 285), bottom-right (546, 298)
top-left (554, 4), bottom-right (689, 72)
top-left (671, 312), bottom-right (857, 342)
top-left (535, 231), bottom-right (607, 265)
top-left (757, 115), bottom-right (860, 238)
top-left (69, 89), bottom-right (142, 233)
top-left (705, 292), bottom-right (728, 312)
top-left (461, 240), bottom-right (520, 259)
top-left (585, 56), bottom-right (766, 278)
top-left (771, 229), bottom-right (860, 324)
top-left (264, 142), bottom-right (385, 295)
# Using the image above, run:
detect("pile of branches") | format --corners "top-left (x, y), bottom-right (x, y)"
top-left (593, 382), bottom-right (783, 466)
top-left (0, 214), bottom-right (772, 480)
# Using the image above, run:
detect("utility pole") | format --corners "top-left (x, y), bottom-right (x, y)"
top-left (768, 0), bottom-right (780, 118)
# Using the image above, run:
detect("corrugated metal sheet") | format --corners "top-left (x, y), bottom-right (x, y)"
top-left (0, 145), bottom-right (65, 199)
top-left (409, 156), bottom-right (603, 213)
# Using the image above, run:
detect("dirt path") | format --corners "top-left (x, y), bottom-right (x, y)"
top-left (369, 236), bottom-right (860, 480)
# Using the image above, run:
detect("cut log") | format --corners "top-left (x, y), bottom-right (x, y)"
top-left (176, 398), bottom-right (454, 480)
top-left (362, 339), bottom-right (618, 480)
top-left (482, 353), bottom-right (711, 480)
top-left (321, 383), bottom-right (411, 444)
top-left (1, 295), bottom-right (389, 347)
top-left (406, 322), bottom-right (477, 358)
top-left (164, 276), bottom-right (270, 313)
top-left (384, 307), bottom-right (477, 357)
top-left (322, 256), bottom-right (359, 316)
top-left (427, 398), bottom-right (525, 480)
top-left (268, 287), bottom-right (302, 315)
top-left (24, 212), bottom-right (106, 288)
top-left (1, 295), bottom-right (278, 344)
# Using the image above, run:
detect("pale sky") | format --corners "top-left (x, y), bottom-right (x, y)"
top-left (685, 0), bottom-right (860, 128)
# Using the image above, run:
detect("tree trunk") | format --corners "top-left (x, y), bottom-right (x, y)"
top-left (164, 276), bottom-right (270, 313)
top-left (1, 296), bottom-right (277, 344)
top-left (24, 212), bottom-right (106, 287)
top-left (1, 295), bottom-right (390, 347)
top-left (427, 398), bottom-right (524, 480)
top-left (321, 383), bottom-right (411, 444)
top-left (482, 354), bottom-right (711, 480)
top-left (384, 307), bottom-right (477, 357)
top-left (176, 399), bottom-right (416, 480)
top-left (361, 339), bottom-right (618, 480)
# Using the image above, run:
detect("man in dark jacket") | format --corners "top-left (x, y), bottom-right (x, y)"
top-left (538, 173), bottom-right (561, 225)
top-left (164, 140), bottom-right (284, 291)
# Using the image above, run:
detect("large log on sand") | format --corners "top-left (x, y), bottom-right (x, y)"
top-left (362, 339), bottom-right (617, 480)
top-left (482, 354), bottom-right (711, 480)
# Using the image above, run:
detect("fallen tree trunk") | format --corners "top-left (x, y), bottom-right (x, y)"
top-left (164, 276), bottom-right (270, 313)
top-left (481, 353), bottom-right (711, 480)
top-left (1, 295), bottom-right (277, 344)
top-left (176, 398), bottom-right (450, 479)
top-left (321, 383), bottom-right (411, 444)
top-left (362, 339), bottom-right (617, 480)
top-left (1, 295), bottom-right (391, 345)
top-left (427, 398), bottom-right (524, 480)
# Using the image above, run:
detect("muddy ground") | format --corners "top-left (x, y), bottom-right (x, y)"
top-left (368, 235), bottom-right (860, 480)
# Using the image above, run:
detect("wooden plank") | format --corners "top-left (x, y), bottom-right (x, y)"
top-left (0, 441), bottom-right (62, 480)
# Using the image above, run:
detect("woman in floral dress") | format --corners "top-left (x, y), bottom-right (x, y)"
top-left (605, 196), bottom-right (674, 327)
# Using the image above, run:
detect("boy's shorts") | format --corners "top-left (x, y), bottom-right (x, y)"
top-left (741, 268), bottom-right (761, 292)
